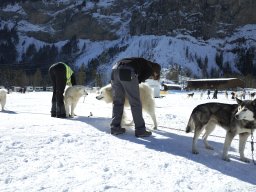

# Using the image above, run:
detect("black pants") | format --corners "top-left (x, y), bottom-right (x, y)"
top-left (49, 63), bottom-right (67, 116)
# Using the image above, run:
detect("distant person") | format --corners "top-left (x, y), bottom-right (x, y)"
top-left (49, 62), bottom-right (76, 118)
top-left (212, 89), bottom-right (218, 99)
top-left (110, 57), bottom-right (161, 137)
top-left (207, 89), bottom-right (210, 99)
top-left (242, 89), bottom-right (246, 99)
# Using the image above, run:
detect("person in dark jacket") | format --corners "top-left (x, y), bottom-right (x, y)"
top-left (110, 57), bottom-right (161, 137)
top-left (49, 62), bottom-right (76, 118)
top-left (212, 89), bottom-right (218, 99)
top-left (207, 89), bottom-right (210, 99)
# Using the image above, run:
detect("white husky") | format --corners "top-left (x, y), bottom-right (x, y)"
top-left (0, 88), bottom-right (7, 111)
top-left (96, 83), bottom-right (157, 129)
top-left (64, 85), bottom-right (88, 117)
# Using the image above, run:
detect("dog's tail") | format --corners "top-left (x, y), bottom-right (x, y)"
top-left (186, 113), bottom-right (195, 133)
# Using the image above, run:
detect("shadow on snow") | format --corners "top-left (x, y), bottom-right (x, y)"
top-left (74, 115), bottom-right (256, 185)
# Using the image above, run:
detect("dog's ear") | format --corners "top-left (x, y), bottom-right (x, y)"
top-left (236, 98), bottom-right (242, 105)
top-left (105, 84), bottom-right (112, 91)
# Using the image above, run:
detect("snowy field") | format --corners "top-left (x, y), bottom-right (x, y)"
top-left (1, 90), bottom-right (256, 192)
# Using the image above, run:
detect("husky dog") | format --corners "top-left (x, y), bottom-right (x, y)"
top-left (186, 98), bottom-right (256, 162)
top-left (224, 90), bottom-right (228, 99)
top-left (187, 93), bottom-right (194, 98)
top-left (64, 85), bottom-right (88, 117)
top-left (200, 91), bottom-right (204, 99)
top-left (0, 88), bottom-right (7, 111)
top-left (231, 91), bottom-right (237, 99)
top-left (96, 83), bottom-right (157, 129)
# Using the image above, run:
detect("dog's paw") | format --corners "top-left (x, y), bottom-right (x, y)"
top-left (192, 149), bottom-right (199, 154)
top-left (67, 114), bottom-right (74, 118)
top-left (205, 145), bottom-right (214, 150)
top-left (222, 156), bottom-right (231, 162)
top-left (240, 157), bottom-right (250, 163)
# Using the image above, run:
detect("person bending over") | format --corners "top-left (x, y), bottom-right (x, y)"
top-left (110, 57), bottom-right (161, 137)
top-left (49, 62), bottom-right (76, 118)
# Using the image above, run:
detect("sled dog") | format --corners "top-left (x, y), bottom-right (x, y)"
top-left (224, 90), bottom-right (228, 99)
top-left (96, 83), bottom-right (157, 129)
top-left (186, 98), bottom-right (256, 162)
top-left (0, 88), bottom-right (7, 111)
top-left (187, 93), bottom-right (194, 98)
top-left (200, 91), bottom-right (204, 99)
top-left (64, 85), bottom-right (88, 117)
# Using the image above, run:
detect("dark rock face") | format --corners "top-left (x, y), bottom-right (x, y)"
top-left (1, 0), bottom-right (255, 42)
top-left (129, 0), bottom-right (256, 39)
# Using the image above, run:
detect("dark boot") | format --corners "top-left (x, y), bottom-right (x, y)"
top-left (56, 103), bottom-right (66, 118)
top-left (111, 127), bottom-right (126, 135)
top-left (135, 129), bottom-right (152, 137)
top-left (51, 102), bottom-right (57, 117)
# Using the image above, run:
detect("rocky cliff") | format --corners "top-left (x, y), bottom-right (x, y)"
top-left (130, 0), bottom-right (256, 39)
top-left (1, 0), bottom-right (256, 42)
top-left (0, 0), bottom-right (256, 84)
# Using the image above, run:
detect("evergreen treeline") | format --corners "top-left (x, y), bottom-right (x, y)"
top-left (0, 25), bottom-right (18, 64)
top-left (0, 26), bottom-right (84, 87)
top-left (0, 24), bottom-right (256, 88)
top-left (86, 45), bottom-right (127, 87)
top-left (0, 25), bottom-right (120, 88)
top-left (168, 46), bottom-right (256, 87)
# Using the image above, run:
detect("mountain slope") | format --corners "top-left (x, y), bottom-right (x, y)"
top-left (0, 0), bottom-right (256, 84)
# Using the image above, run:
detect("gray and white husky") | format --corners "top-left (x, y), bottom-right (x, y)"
top-left (186, 98), bottom-right (256, 162)
top-left (64, 85), bottom-right (88, 117)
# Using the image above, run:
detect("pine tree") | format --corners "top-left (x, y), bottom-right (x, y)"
top-left (60, 35), bottom-right (79, 63)
top-left (76, 64), bottom-right (86, 85)
top-left (95, 73), bottom-right (102, 87)
top-left (215, 51), bottom-right (223, 69)
top-left (32, 69), bottom-right (43, 86)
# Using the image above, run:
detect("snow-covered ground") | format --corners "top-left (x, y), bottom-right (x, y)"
top-left (1, 90), bottom-right (256, 191)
